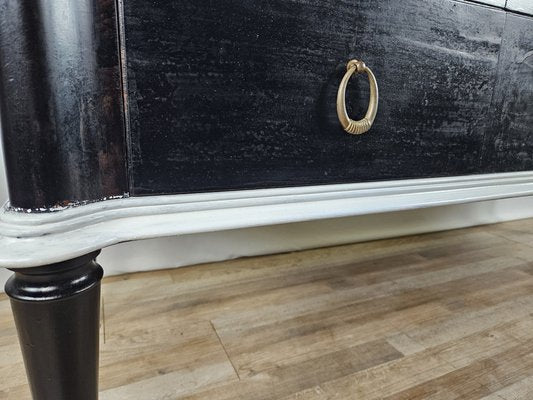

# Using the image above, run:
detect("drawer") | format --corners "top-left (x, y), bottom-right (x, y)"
top-left (123, 0), bottom-right (532, 196)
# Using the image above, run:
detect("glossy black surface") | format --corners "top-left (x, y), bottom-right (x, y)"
top-left (6, 251), bottom-right (103, 301)
top-left (5, 252), bottom-right (103, 400)
top-left (124, 0), bottom-right (513, 195)
top-left (0, 0), bottom-right (127, 210)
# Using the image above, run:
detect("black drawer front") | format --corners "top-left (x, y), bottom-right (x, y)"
top-left (123, 0), bottom-right (532, 195)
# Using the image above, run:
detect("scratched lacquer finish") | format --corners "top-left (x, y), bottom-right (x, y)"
top-left (0, 0), bottom-right (127, 210)
top-left (123, 0), bottom-right (506, 195)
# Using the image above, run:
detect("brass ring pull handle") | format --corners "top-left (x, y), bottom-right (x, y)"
top-left (336, 59), bottom-right (379, 135)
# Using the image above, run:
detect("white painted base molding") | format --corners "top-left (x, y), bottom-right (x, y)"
top-left (2, 194), bottom-right (533, 292)
top-left (1, 171), bottom-right (533, 269)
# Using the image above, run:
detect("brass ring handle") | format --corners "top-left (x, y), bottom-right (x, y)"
top-left (336, 59), bottom-right (379, 135)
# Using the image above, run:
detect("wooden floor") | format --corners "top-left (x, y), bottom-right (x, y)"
top-left (3, 219), bottom-right (533, 399)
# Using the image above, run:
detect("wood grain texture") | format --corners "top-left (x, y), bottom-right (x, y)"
top-left (5, 219), bottom-right (533, 398)
top-left (123, 0), bottom-right (513, 195)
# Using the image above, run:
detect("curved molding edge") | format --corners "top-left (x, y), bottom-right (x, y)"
top-left (1, 171), bottom-right (533, 268)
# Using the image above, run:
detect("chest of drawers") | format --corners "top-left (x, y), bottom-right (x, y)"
top-left (0, 0), bottom-right (532, 398)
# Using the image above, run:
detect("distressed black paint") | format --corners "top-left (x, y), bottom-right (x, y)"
top-left (124, 0), bottom-right (508, 195)
top-left (482, 13), bottom-right (533, 172)
top-left (1, 0), bottom-right (531, 204)
top-left (0, 0), bottom-right (127, 210)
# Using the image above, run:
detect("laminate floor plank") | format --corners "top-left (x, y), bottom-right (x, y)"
top-left (3, 219), bottom-right (533, 399)
top-left (282, 321), bottom-right (533, 400)
top-left (221, 268), bottom-right (533, 378)
top-left (380, 340), bottom-right (533, 400)
top-left (480, 375), bottom-right (533, 399)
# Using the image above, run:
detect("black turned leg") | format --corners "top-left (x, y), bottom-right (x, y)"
top-left (5, 251), bottom-right (103, 400)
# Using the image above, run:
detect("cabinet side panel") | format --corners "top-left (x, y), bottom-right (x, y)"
top-left (0, 0), bottom-right (128, 210)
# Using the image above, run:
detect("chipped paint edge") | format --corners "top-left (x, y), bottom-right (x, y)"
top-left (7, 193), bottom-right (130, 214)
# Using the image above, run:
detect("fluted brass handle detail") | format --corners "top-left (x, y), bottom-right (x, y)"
top-left (336, 59), bottom-right (379, 135)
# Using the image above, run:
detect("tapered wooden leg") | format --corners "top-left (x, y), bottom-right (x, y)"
top-left (5, 251), bottom-right (103, 400)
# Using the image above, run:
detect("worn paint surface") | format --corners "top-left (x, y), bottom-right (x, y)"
top-left (482, 13), bottom-right (533, 172)
top-left (0, 0), bottom-right (128, 210)
top-left (123, 0), bottom-right (520, 196)
top-left (1, 0), bottom-right (532, 208)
